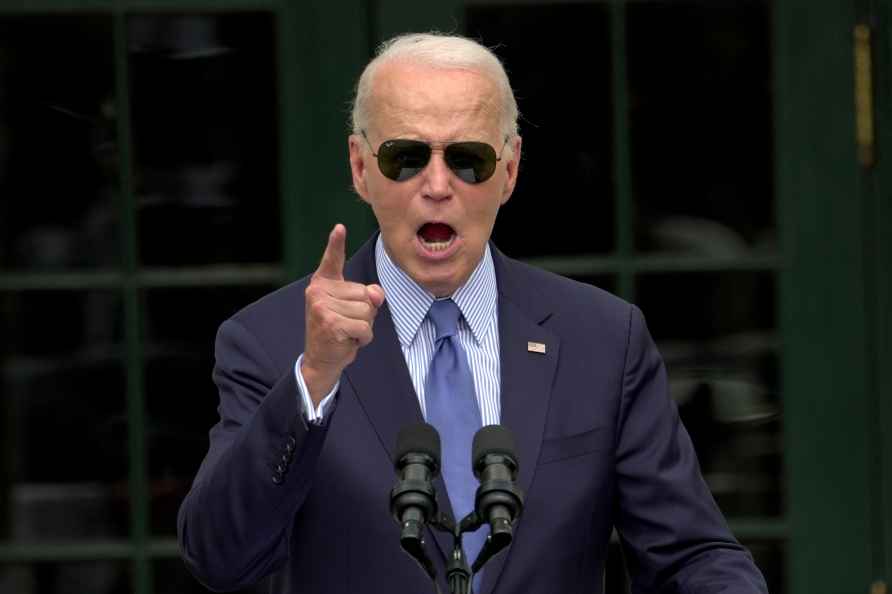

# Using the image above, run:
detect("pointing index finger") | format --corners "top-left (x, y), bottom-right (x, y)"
top-left (315, 224), bottom-right (346, 281)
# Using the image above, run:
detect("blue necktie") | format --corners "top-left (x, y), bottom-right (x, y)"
top-left (424, 299), bottom-right (486, 592)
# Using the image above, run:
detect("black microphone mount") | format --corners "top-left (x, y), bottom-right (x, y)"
top-left (391, 424), bottom-right (524, 594)
top-left (470, 426), bottom-right (524, 573)
top-left (391, 424), bottom-right (442, 584)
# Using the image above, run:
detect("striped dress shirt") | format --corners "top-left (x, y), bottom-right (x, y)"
top-left (295, 236), bottom-right (501, 427)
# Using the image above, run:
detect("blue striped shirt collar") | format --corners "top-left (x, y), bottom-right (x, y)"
top-left (375, 235), bottom-right (498, 347)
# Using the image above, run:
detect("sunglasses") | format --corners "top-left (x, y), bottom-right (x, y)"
top-left (361, 130), bottom-right (509, 184)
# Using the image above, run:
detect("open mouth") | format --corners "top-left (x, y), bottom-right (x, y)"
top-left (417, 222), bottom-right (457, 252)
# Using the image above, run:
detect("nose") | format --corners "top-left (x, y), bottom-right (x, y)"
top-left (421, 148), bottom-right (453, 201)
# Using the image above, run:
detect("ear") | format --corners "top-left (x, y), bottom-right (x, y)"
top-left (349, 134), bottom-right (371, 203)
top-left (499, 135), bottom-right (522, 205)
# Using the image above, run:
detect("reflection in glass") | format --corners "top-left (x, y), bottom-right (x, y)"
top-left (0, 561), bottom-right (131, 594)
top-left (128, 13), bottom-right (280, 266)
top-left (637, 272), bottom-right (782, 517)
top-left (627, 2), bottom-right (774, 255)
top-left (465, 4), bottom-right (615, 257)
top-left (0, 291), bottom-right (128, 542)
top-left (0, 16), bottom-right (119, 270)
top-left (142, 286), bottom-right (276, 535)
top-left (156, 558), bottom-right (267, 594)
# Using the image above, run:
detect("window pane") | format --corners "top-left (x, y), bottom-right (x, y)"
top-left (0, 291), bottom-right (128, 541)
top-left (465, 4), bottom-right (615, 257)
top-left (142, 286), bottom-right (277, 536)
top-left (0, 16), bottom-right (119, 270)
top-left (636, 272), bottom-right (782, 517)
top-left (128, 14), bottom-right (280, 266)
top-left (627, 2), bottom-right (774, 255)
top-left (0, 561), bottom-right (132, 594)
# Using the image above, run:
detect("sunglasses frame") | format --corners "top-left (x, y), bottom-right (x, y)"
top-left (360, 130), bottom-right (511, 184)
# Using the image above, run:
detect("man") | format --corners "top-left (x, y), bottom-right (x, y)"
top-left (178, 33), bottom-right (768, 594)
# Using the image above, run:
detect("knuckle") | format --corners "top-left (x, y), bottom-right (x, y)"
top-left (309, 299), bottom-right (327, 319)
top-left (322, 312), bottom-right (341, 333)
top-left (305, 283), bottom-right (324, 301)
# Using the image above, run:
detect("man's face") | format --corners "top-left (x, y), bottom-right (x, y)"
top-left (349, 61), bottom-right (521, 297)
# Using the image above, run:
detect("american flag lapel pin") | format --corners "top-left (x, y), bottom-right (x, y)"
top-left (527, 341), bottom-right (546, 354)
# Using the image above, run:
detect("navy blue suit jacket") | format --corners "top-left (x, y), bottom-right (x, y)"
top-left (178, 235), bottom-right (768, 594)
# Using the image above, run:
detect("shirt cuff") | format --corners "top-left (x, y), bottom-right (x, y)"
top-left (294, 353), bottom-right (339, 425)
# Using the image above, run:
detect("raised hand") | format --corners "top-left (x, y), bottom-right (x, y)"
top-left (302, 224), bottom-right (385, 404)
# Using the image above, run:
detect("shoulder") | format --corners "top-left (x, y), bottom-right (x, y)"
top-left (497, 254), bottom-right (636, 333)
top-left (215, 275), bottom-right (312, 373)
top-left (230, 275), bottom-right (311, 329)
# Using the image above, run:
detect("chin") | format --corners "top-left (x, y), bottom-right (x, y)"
top-left (413, 268), bottom-right (459, 298)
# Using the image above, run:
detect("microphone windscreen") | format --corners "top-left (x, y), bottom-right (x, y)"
top-left (395, 422), bottom-right (441, 464)
top-left (472, 425), bottom-right (518, 465)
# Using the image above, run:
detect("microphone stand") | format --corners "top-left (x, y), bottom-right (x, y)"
top-left (429, 510), bottom-right (512, 594)
top-left (391, 425), bottom-right (522, 594)
top-left (430, 513), bottom-right (472, 594)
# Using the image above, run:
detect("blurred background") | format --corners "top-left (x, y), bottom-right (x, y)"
top-left (0, 1), bottom-right (888, 593)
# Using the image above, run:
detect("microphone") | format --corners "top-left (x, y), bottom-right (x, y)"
top-left (470, 425), bottom-right (524, 573)
top-left (390, 423), bottom-right (441, 581)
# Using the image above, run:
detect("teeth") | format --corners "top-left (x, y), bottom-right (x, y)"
top-left (419, 235), bottom-right (455, 252)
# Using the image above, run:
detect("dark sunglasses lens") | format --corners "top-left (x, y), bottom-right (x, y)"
top-left (445, 142), bottom-right (498, 184)
top-left (377, 139), bottom-right (431, 181)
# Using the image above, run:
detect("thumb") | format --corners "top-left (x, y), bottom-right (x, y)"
top-left (315, 224), bottom-right (346, 280)
top-left (366, 284), bottom-right (385, 308)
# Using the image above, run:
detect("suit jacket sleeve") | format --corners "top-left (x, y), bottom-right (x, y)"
top-left (614, 305), bottom-right (769, 594)
top-left (177, 316), bottom-right (330, 592)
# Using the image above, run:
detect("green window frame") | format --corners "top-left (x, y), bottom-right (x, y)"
top-left (1, 1), bottom-right (889, 594)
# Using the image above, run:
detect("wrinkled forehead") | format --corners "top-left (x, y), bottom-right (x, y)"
top-left (367, 61), bottom-right (502, 142)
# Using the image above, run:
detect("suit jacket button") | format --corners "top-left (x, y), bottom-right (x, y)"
top-left (285, 437), bottom-right (296, 453)
top-left (281, 453), bottom-right (290, 465)
top-left (275, 463), bottom-right (286, 475)
top-left (272, 474), bottom-right (283, 485)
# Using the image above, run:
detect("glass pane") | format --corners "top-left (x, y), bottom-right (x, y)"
top-left (636, 272), bottom-right (782, 517)
top-left (0, 16), bottom-right (119, 270)
top-left (142, 286), bottom-right (277, 536)
top-left (0, 291), bottom-right (128, 542)
top-left (0, 561), bottom-right (132, 594)
top-left (128, 14), bottom-right (280, 266)
top-left (627, 2), bottom-right (775, 255)
top-left (465, 4), bottom-right (615, 257)
top-left (156, 558), bottom-right (267, 594)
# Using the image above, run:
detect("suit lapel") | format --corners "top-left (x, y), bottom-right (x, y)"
top-left (480, 248), bottom-right (560, 594)
top-left (341, 236), bottom-right (457, 564)
top-left (342, 237), bottom-right (422, 459)
top-left (341, 237), bottom-right (560, 587)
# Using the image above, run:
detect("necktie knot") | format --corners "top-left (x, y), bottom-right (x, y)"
top-left (428, 299), bottom-right (462, 342)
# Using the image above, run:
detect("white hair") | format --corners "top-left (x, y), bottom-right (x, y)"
top-left (350, 32), bottom-right (519, 139)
